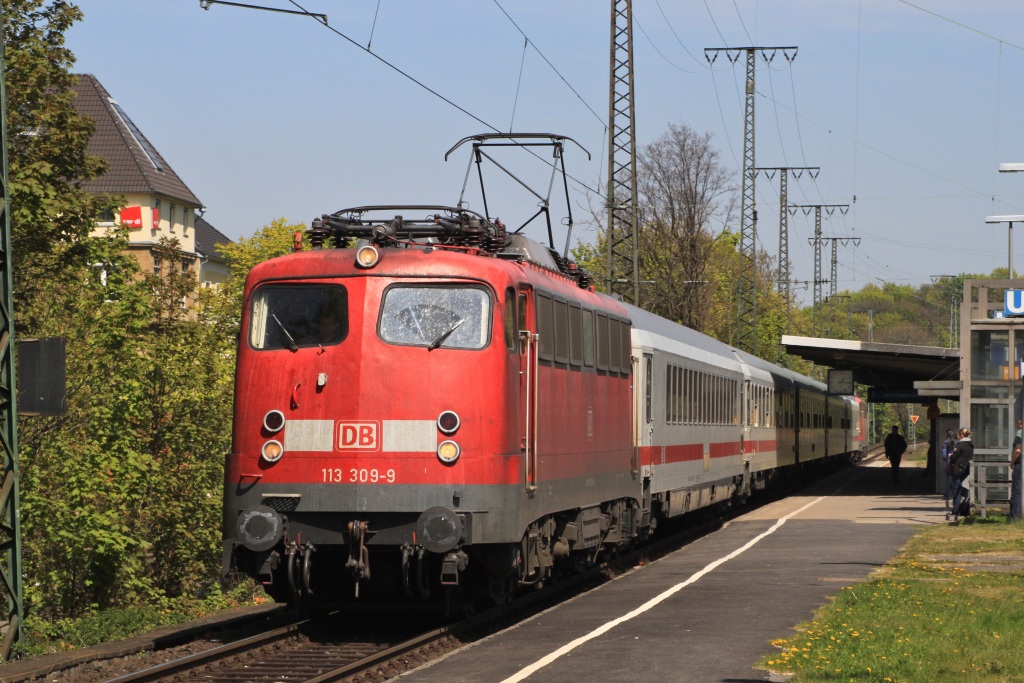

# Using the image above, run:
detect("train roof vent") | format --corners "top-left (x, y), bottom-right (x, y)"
top-left (500, 234), bottom-right (562, 272)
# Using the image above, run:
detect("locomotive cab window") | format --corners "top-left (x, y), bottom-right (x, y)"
top-left (504, 288), bottom-right (517, 352)
top-left (249, 285), bottom-right (349, 350)
top-left (379, 285), bottom-right (491, 350)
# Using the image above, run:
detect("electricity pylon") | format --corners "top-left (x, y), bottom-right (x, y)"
top-left (706, 46), bottom-right (797, 354)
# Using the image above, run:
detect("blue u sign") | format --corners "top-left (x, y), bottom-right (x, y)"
top-left (1004, 289), bottom-right (1024, 317)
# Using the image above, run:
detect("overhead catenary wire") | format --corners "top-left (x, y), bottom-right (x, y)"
top-left (367, 0), bottom-right (382, 50)
top-left (277, 0), bottom-right (608, 204)
top-left (491, 0), bottom-right (606, 130)
top-left (895, 0), bottom-right (1024, 51)
top-left (509, 37), bottom-right (528, 133)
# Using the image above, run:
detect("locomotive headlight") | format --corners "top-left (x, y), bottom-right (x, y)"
top-left (355, 245), bottom-right (381, 268)
top-left (263, 409), bottom-right (285, 433)
top-left (437, 410), bottom-right (460, 435)
top-left (261, 439), bottom-right (284, 463)
top-left (437, 440), bottom-right (461, 464)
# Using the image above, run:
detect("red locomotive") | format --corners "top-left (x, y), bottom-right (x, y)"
top-left (221, 136), bottom-right (864, 606)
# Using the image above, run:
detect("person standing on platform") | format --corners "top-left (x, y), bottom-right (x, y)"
top-left (949, 428), bottom-right (973, 522)
top-left (884, 425), bottom-right (908, 485)
top-left (942, 429), bottom-right (958, 509)
top-left (1010, 421), bottom-right (1022, 521)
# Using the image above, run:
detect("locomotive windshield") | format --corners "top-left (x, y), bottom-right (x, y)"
top-left (379, 286), bottom-right (491, 350)
top-left (248, 285), bottom-right (349, 350)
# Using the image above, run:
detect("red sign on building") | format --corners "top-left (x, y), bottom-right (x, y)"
top-left (120, 206), bottom-right (143, 229)
top-left (151, 207), bottom-right (160, 229)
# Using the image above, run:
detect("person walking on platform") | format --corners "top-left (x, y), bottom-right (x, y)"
top-left (942, 429), bottom-right (958, 509)
top-left (1010, 421), bottom-right (1022, 521)
top-left (884, 425), bottom-right (908, 485)
top-left (948, 428), bottom-right (973, 522)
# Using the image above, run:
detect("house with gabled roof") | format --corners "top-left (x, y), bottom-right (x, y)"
top-left (72, 74), bottom-right (233, 288)
top-left (194, 215), bottom-right (232, 290)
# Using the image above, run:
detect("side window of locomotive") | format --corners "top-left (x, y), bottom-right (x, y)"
top-left (619, 321), bottom-right (632, 374)
top-left (582, 309), bottom-right (595, 367)
top-left (518, 292), bottom-right (528, 352)
top-left (504, 288), bottom-right (517, 352)
top-left (569, 304), bottom-right (584, 366)
top-left (596, 313), bottom-right (610, 370)
top-left (554, 299), bottom-right (570, 364)
top-left (249, 285), bottom-right (349, 350)
top-left (379, 286), bottom-right (491, 350)
top-left (536, 293), bottom-right (554, 360)
top-left (608, 319), bottom-right (621, 373)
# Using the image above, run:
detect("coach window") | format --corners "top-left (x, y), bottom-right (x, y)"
top-left (676, 366), bottom-right (684, 424)
top-left (667, 364), bottom-right (674, 424)
top-left (554, 299), bottom-right (570, 364)
top-left (700, 372), bottom-right (707, 424)
top-left (669, 365), bottom-right (677, 424)
top-left (723, 378), bottom-right (728, 424)
top-left (689, 371), bottom-right (695, 425)
top-left (722, 378), bottom-right (728, 425)
top-left (669, 366), bottom-right (676, 423)
top-left (569, 304), bottom-right (584, 366)
top-left (249, 284), bottom-right (349, 350)
top-left (644, 353), bottom-right (653, 423)
top-left (685, 369), bottom-right (691, 424)
top-left (732, 380), bottom-right (739, 424)
top-left (677, 367), bottom-right (685, 424)
top-left (379, 285), bottom-right (491, 350)
top-left (712, 376), bottom-right (720, 423)
top-left (716, 378), bottom-right (722, 425)
top-left (536, 294), bottom-right (554, 360)
top-left (504, 288), bottom-right (517, 352)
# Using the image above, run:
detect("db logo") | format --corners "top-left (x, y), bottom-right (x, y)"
top-left (337, 422), bottom-right (379, 450)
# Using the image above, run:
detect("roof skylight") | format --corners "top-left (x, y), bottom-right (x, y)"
top-left (108, 98), bottom-right (164, 172)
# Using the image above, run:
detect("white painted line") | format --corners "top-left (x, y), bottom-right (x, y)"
top-left (498, 495), bottom-right (827, 683)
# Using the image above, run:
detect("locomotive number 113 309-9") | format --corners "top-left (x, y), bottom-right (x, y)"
top-left (322, 468), bottom-right (397, 484)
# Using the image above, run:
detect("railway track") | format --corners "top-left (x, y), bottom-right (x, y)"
top-left (25, 463), bottom-right (855, 683)
top-left (100, 617), bottom-right (454, 683)
top-left (95, 507), bottom-right (746, 683)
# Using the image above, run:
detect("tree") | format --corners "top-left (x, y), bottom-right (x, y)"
top-left (576, 123), bottom-right (792, 360)
top-left (635, 123), bottom-right (736, 331)
top-left (2, 0), bottom-right (118, 318)
top-left (215, 218), bottom-right (308, 331)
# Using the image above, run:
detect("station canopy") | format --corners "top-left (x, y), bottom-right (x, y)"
top-left (780, 335), bottom-right (960, 396)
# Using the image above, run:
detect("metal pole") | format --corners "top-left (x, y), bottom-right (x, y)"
top-left (0, 42), bottom-right (23, 658)
top-left (606, 0), bottom-right (639, 305)
top-left (706, 47), bottom-right (798, 353)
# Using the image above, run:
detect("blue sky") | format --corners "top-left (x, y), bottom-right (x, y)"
top-left (66, 1), bottom-right (1024, 302)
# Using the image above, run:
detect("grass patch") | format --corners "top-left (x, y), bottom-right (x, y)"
top-left (12, 580), bottom-right (269, 659)
top-left (903, 443), bottom-right (928, 464)
top-left (758, 519), bottom-right (1024, 682)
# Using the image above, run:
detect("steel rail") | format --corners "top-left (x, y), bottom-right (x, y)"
top-left (100, 618), bottom-right (310, 683)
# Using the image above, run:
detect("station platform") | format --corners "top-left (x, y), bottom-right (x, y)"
top-left (391, 459), bottom-right (945, 683)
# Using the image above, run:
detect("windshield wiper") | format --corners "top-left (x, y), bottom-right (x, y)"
top-left (271, 313), bottom-right (299, 352)
top-left (428, 319), bottom-right (464, 350)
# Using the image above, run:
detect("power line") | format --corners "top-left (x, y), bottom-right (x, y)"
top-left (490, 0), bottom-right (607, 129)
top-left (895, 0), bottom-right (1024, 51)
top-left (209, 1), bottom-right (610, 214)
top-left (634, 15), bottom-right (699, 74)
top-left (278, 0), bottom-right (500, 133)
